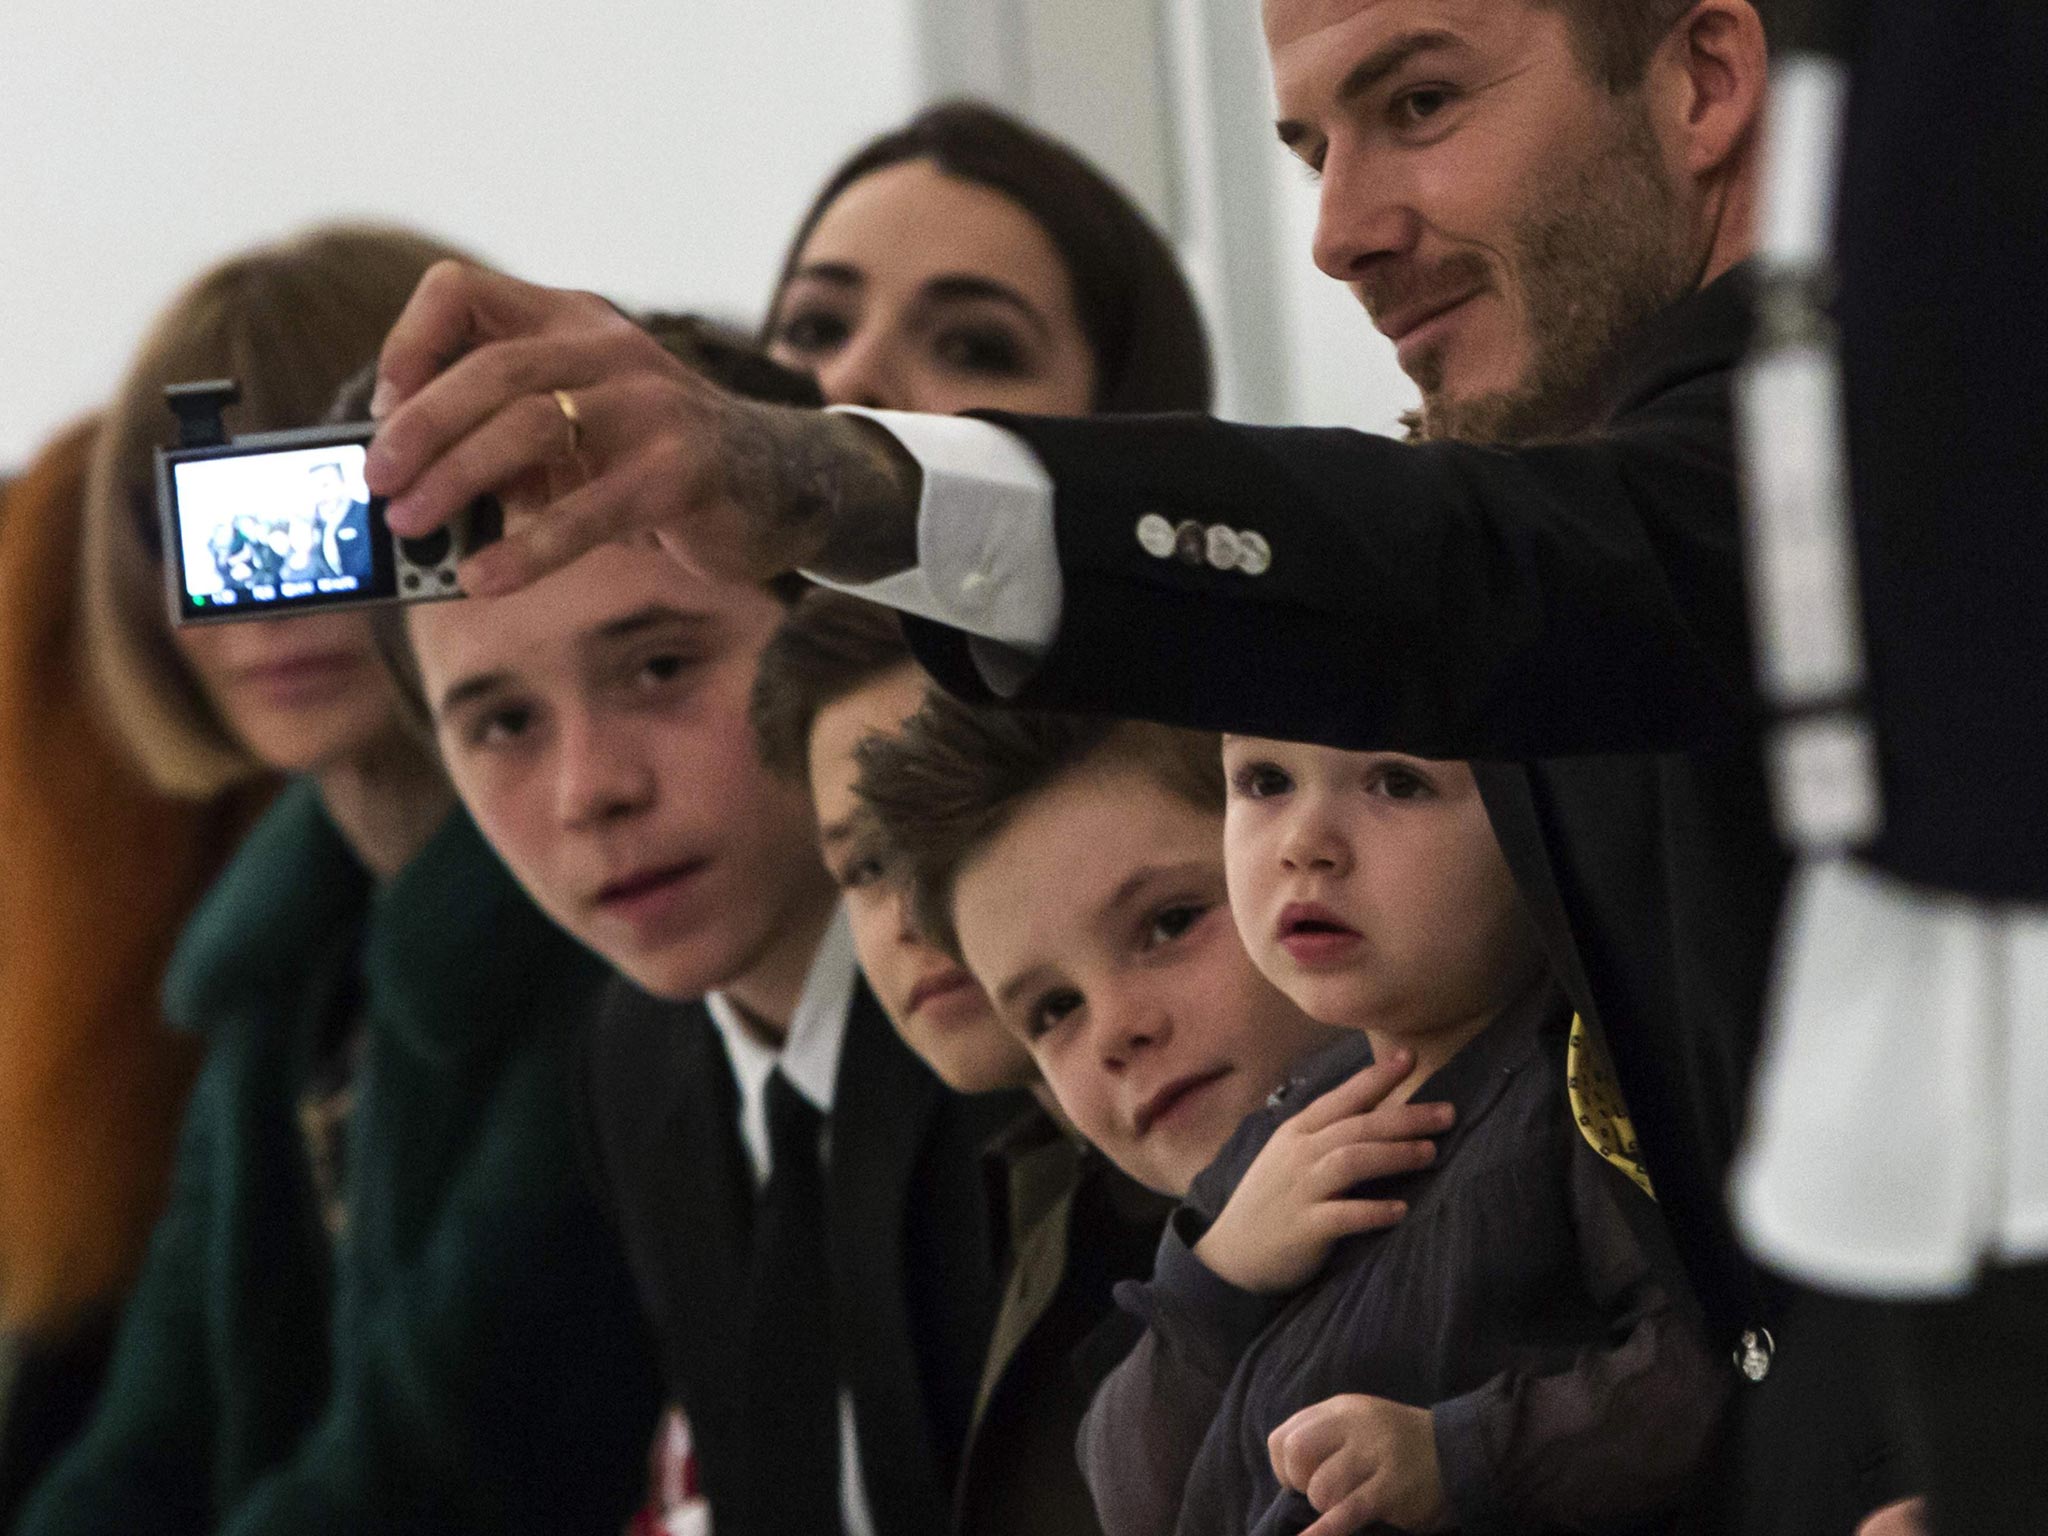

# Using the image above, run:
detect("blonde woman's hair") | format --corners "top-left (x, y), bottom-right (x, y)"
top-left (82, 223), bottom-right (472, 797)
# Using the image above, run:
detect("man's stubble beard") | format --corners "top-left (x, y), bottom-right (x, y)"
top-left (1414, 98), bottom-right (1697, 447)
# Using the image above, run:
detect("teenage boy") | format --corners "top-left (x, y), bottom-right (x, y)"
top-left (752, 586), bottom-right (1172, 1536)
top-left (397, 345), bottom-right (1021, 1536)
top-left (853, 695), bottom-right (1470, 1536)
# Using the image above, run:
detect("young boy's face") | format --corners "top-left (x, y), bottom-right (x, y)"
top-left (951, 758), bottom-right (1338, 1197)
top-left (1221, 741), bottom-right (1544, 1040)
top-left (406, 542), bottom-right (834, 1000)
top-left (807, 663), bottom-right (1035, 1094)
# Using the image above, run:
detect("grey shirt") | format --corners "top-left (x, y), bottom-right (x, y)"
top-left (1078, 988), bottom-right (1727, 1536)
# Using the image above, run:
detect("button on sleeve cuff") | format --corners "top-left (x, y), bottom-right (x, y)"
top-left (807, 408), bottom-right (1063, 656)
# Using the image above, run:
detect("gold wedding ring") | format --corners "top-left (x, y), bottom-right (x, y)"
top-left (552, 389), bottom-right (583, 458)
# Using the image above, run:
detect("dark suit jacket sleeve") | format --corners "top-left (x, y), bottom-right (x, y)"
top-left (1429, 1140), bottom-right (1730, 1533)
top-left (1077, 1167), bottom-right (1281, 1536)
top-left (905, 395), bottom-right (1754, 759)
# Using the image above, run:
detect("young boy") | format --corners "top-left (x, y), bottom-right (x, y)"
top-left (750, 589), bottom-right (1036, 1099)
top-left (396, 335), bottom-right (1023, 1536)
top-left (851, 696), bottom-right (1467, 1536)
top-left (753, 586), bottom-right (1175, 1536)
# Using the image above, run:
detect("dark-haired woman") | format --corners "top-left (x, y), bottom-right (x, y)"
top-left (764, 99), bottom-right (1211, 416)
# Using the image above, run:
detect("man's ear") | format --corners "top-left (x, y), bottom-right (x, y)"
top-left (1651, 0), bottom-right (1769, 180)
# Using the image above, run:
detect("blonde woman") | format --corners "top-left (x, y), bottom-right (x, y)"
top-left (12, 226), bottom-right (658, 1535)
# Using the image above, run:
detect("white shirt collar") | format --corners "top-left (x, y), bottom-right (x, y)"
top-left (704, 905), bottom-right (859, 1184)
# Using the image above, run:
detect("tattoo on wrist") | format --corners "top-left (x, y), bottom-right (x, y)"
top-left (728, 405), bottom-right (921, 581)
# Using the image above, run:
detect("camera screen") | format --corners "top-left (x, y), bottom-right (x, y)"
top-left (169, 443), bottom-right (387, 615)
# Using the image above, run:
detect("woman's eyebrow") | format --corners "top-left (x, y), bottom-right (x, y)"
top-left (918, 274), bottom-right (1052, 341)
top-left (784, 261), bottom-right (863, 292)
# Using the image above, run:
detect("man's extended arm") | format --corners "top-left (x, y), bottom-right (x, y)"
top-left (369, 265), bottom-right (1755, 759)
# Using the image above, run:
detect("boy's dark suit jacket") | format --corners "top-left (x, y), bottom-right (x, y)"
top-left (582, 974), bottom-right (1021, 1536)
top-left (902, 270), bottom-right (1902, 1525)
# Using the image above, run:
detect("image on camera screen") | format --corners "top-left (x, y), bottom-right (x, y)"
top-left (172, 444), bottom-right (377, 612)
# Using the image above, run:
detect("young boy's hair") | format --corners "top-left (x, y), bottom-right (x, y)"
top-left (750, 588), bottom-right (914, 781)
top-left (374, 312), bottom-right (822, 737)
top-left (853, 692), bottom-right (1223, 957)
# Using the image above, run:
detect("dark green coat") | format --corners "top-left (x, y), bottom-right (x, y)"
top-left (17, 782), bottom-right (660, 1535)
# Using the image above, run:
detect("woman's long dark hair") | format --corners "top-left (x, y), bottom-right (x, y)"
top-left (766, 100), bottom-right (1213, 414)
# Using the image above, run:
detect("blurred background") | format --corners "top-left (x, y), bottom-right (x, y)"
top-left (0, 0), bottom-right (1417, 473)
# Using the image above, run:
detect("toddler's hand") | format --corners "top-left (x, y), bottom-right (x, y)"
top-left (1193, 1050), bottom-right (1449, 1295)
top-left (1267, 1394), bottom-right (1449, 1536)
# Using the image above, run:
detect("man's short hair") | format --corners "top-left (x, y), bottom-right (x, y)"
top-left (1548, 0), bottom-right (1700, 91)
top-left (852, 692), bottom-right (1223, 958)
top-left (750, 588), bottom-right (914, 782)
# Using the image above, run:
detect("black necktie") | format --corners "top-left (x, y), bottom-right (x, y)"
top-left (739, 1068), bottom-right (843, 1535)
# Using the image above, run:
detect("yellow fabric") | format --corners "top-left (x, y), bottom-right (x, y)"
top-left (1567, 1014), bottom-right (1655, 1200)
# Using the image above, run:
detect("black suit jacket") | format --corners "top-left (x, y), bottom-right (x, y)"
top-left (1831, 1), bottom-right (2048, 901)
top-left (582, 975), bottom-right (1022, 1536)
top-left (906, 271), bottom-right (1782, 1357)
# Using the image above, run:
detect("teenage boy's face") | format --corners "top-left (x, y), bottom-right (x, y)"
top-left (1222, 740), bottom-right (1544, 1040)
top-left (952, 759), bottom-right (1338, 1197)
top-left (407, 542), bottom-right (833, 999)
top-left (807, 663), bottom-right (1035, 1094)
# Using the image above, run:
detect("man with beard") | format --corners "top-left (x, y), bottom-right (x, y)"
top-left (361, 1), bottom-right (1911, 1529)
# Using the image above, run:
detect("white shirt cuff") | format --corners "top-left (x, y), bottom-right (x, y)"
top-left (804, 408), bottom-right (1063, 689)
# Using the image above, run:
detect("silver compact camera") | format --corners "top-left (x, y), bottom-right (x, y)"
top-left (154, 379), bottom-right (501, 625)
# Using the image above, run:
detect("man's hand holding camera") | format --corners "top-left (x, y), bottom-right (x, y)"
top-left (365, 262), bottom-right (919, 596)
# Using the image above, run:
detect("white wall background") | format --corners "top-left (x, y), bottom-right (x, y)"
top-left (1166, 0), bottom-right (1415, 431)
top-left (0, 0), bottom-right (922, 468)
top-left (0, 0), bottom-right (1413, 472)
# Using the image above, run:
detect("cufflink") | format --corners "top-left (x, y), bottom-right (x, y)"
top-left (1136, 513), bottom-right (1271, 577)
top-left (1236, 531), bottom-right (1271, 576)
top-left (1733, 1327), bottom-right (1775, 1382)
top-left (1205, 525), bottom-right (1242, 570)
